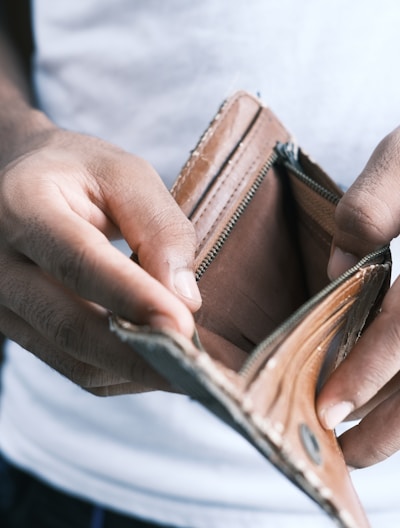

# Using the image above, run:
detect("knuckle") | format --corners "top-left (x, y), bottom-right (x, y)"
top-left (335, 191), bottom-right (393, 247)
top-left (101, 155), bottom-right (158, 205)
top-left (143, 207), bottom-right (196, 255)
top-left (52, 318), bottom-right (77, 350)
top-left (51, 310), bottom-right (89, 355)
top-left (57, 245), bottom-right (90, 292)
top-left (335, 126), bottom-right (400, 249)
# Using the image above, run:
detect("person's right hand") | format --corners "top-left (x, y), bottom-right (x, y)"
top-left (317, 126), bottom-right (400, 469)
top-left (0, 112), bottom-right (202, 395)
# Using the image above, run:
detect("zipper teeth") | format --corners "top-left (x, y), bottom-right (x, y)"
top-left (283, 161), bottom-right (340, 205)
top-left (193, 139), bottom-right (389, 377)
top-left (239, 245), bottom-right (390, 378)
top-left (195, 150), bottom-right (279, 281)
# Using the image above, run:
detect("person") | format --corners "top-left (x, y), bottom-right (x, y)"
top-left (1, 1), bottom-right (400, 526)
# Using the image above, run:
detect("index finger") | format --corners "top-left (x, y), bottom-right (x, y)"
top-left (12, 206), bottom-right (195, 337)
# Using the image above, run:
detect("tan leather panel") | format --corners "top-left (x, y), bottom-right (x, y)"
top-left (191, 108), bottom-right (290, 264)
top-left (171, 91), bottom-right (262, 216)
top-left (289, 174), bottom-right (337, 238)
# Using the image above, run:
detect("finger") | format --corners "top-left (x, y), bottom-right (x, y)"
top-left (328, 126), bottom-right (400, 278)
top-left (0, 256), bottom-right (171, 390)
top-left (346, 370), bottom-right (400, 422)
top-left (317, 275), bottom-right (400, 430)
top-left (338, 389), bottom-right (400, 468)
top-left (5, 204), bottom-right (196, 337)
top-left (87, 153), bottom-right (202, 311)
top-left (0, 306), bottom-right (125, 388)
top-left (0, 306), bottom-right (170, 392)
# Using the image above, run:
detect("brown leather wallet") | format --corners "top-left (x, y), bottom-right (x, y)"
top-left (111, 91), bottom-right (391, 528)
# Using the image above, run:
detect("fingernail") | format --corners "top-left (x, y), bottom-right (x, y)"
top-left (320, 401), bottom-right (354, 430)
top-left (328, 247), bottom-right (359, 280)
top-left (173, 269), bottom-right (202, 306)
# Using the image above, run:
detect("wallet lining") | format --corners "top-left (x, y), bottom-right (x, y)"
top-left (195, 145), bottom-right (340, 372)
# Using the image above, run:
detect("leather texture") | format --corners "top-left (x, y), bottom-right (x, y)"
top-left (111, 91), bottom-right (391, 528)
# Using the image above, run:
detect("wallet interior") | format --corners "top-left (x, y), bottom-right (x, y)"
top-left (194, 148), bottom-right (341, 372)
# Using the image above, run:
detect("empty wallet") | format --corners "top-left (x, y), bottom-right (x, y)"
top-left (111, 91), bottom-right (391, 528)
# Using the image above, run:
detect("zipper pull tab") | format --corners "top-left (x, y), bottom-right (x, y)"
top-left (275, 141), bottom-right (303, 172)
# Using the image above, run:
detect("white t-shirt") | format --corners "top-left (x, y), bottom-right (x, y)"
top-left (1, 1), bottom-right (400, 527)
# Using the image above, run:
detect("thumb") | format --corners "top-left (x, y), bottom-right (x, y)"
top-left (108, 156), bottom-right (201, 312)
top-left (328, 127), bottom-right (400, 279)
top-left (137, 199), bottom-right (202, 313)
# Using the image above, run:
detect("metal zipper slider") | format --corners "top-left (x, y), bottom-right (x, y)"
top-left (275, 141), bottom-right (303, 172)
top-left (275, 141), bottom-right (340, 206)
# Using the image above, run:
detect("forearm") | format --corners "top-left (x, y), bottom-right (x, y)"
top-left (0, 30), bottom-right (53, 168)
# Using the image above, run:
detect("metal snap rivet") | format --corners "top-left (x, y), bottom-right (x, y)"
top-left (299, 423), bottom-right (322, 465)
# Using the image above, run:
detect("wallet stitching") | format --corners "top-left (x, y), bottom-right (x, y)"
top-left (172, 94), bottom-right (246, 198)
top-left (194, 111), bottom-right (271, 247)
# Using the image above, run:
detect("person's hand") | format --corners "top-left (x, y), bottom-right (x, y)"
top-left (0, 113), bottom-right (201, 395)
top-left (317, 126), bottom-right (400, 469)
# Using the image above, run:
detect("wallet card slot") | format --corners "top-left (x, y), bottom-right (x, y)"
top-left (287, 173), bottom-right (336, 297)
top-left (276, 143), bottom-right (341, 299)
top-left (288, 174), bottom-right (337, 239)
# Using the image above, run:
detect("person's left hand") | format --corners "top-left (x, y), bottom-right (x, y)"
top-left (0, 118), bottom-right (201, 396)
top-left (317, 126), bottom-right (400, 469)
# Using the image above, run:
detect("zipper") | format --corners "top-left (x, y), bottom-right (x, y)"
top-left (194, 139), bottom-right (390, 378)
top-left (275, 141), bottom-right (341, 205)
top-left (195, 140), bottom-right (337, 281)
top-left (239, 142), bottom-right (390, 378)
top-left (239, 245), bottom-right (389, 378)
top-left (195, 148), bottom-right (279, 281)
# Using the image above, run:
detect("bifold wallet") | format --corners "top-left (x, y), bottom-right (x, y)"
top-left (111, 91), bottom-right (391, 527)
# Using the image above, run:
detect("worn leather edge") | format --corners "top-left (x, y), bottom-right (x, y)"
top-left (171, 91), bottom-right (263, 217)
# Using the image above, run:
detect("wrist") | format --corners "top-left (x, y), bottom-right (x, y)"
top-left (0, 102), bottom-right (56, 169)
